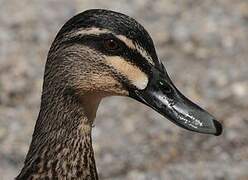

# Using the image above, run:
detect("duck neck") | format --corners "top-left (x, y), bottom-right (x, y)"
top-left (17, 89), bottom-right (101, 180)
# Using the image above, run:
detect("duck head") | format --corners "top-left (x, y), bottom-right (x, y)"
top-left (49, 9), bottom-right (222, 136)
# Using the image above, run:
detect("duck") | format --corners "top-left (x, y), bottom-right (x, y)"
top-left (16, 9), bottom-right (222, 180)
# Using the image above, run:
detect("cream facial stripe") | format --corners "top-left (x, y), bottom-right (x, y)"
top-left (116, 35), bottom-right (155, 65)
top-left (76, 27), bottom-right (155, 65)
top-left (105, 56), bottom-right (148, 90)
top-left (76, 27), bottom-right (112, 35)
top-left (134, 44), bottom-right (154, 65)
top-left (115, 35), bottom-right (136, 49)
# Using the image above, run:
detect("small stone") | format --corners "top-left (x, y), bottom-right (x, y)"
top-left (232, 82), bottom-right (247, 97)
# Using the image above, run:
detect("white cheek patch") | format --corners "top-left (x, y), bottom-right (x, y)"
top-left (105, 56), bottom-right (149, 90)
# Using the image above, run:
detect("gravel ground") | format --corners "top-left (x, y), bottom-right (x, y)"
top-left (0, 0), bottom-right (248, 179)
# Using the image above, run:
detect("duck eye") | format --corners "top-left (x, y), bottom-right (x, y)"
top-left (103, 39), bottom-right (119, 51)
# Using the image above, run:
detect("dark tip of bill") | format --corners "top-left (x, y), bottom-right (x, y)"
top-left (213, 119), bottom-right (223, 136)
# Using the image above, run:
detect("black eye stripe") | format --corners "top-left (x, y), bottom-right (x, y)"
top-left (62, 33), bottom-right (126, 53)
top-left (63, 33), bottom-right (121, 45)
top-left (103, 39), bottom-right (119, 51)
top-left (62, 33), bottom-right (153, 75)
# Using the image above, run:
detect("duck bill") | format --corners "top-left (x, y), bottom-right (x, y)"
top-left (129, 65), bottom-right (222, 136)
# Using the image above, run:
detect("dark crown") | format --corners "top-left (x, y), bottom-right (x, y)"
top-left (56, 9), bottom-right (156, 59)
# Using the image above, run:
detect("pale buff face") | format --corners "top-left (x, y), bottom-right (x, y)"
top-left (105, 56), bottom-right (149, 90)
top-left (70, 27), bottom-right (155, 95)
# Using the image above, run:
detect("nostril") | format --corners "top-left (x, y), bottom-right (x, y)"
top-left (158, 80), bottom-right (172, 94)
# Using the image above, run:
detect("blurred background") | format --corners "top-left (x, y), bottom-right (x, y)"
top-left (0, 0), bottom-right (248, 179)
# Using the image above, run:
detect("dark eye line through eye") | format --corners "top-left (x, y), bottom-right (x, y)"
top-left (103, 39), bottom-right (119, 51)
top-left (86, 33), bottom-right (124, 50)
top-left (64, 33), bottom-right (153, 74)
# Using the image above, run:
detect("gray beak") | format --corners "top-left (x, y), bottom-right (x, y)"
top-left (129, 63), bottom-right (222, 136)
